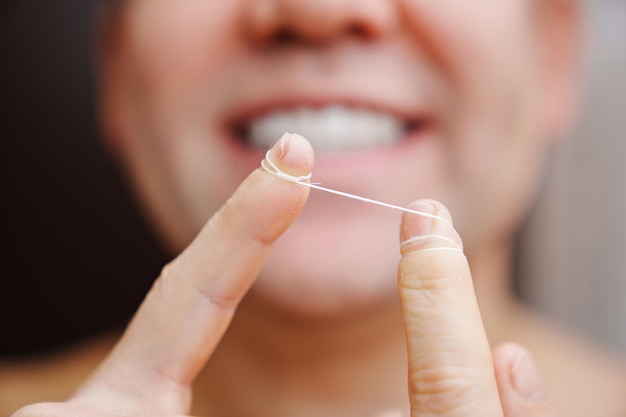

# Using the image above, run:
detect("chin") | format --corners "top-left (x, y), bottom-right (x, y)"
top-left (245, 201), bottom-right (403, 321)
top-left (248, 271), bottom-right (400, 322)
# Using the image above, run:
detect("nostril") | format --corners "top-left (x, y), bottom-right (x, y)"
top-left (272, 28), bottom-right (300, 45)
top-left (347, 23), bottom-right (372, 40)
top-left (244, 1), bottom-right (398, 48)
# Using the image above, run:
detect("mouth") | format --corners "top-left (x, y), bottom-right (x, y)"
top-left (230, 105), bottom-right (429, 153)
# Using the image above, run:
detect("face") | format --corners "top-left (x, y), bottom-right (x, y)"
top-left (103, 0), bottom-right (577, 318)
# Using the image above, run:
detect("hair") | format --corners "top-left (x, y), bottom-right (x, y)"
top-left (105, 0), bottom-right (127, 20)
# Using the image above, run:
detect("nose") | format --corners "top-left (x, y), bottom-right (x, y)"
top-left (243, 0), bottom-right (399, 46)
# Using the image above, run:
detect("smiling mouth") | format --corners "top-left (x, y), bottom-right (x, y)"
top-left (232, 105), bottom-right (427, 153)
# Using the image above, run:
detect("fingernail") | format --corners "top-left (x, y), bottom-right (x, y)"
top-left (511, 349), bottom-right (546, 403)
top-left (268, 132), bottom-right (314, 178)
top-left (277, 132), bottom-right (292, 161)
top-left (268, 132), bottom-right (292, 165)
top-left (401, 201), bottom-right (436, 241)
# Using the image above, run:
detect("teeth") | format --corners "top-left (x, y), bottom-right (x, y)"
top-left (247, 106), bottom-right (406, 151)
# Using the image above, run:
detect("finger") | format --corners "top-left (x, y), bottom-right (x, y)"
top-left (12, 402), bottom-right (110, 417)
top-left (492, 343), bottom-right (554, 417)
top-left (398, 200), bottom-right (502, 417)
top-left (374, 408), bottom-right (410, 417)
top-left (73, 133), bottom-right (313, 414)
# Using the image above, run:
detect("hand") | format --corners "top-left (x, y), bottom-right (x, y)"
top-left (398, 200), bottom-right (554, 416)
top-left (12, 134), bottom-right (554, 417)
top-left (12, 134), bottom-right (314, 417)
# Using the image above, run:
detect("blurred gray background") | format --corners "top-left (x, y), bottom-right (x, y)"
top-left (519, 0), bottom-right (626, 353)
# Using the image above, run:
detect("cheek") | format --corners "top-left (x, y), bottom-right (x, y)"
top-left (400, 1), bottom-right (543, 239)
top-left (447, 91), bottom-right (546, 245)
top-left (125, 0), bottom-right (242, 126)
top-left (401, 0), bottom-right (537, 122)
top-left (121, 1), bottom-right (253, 240)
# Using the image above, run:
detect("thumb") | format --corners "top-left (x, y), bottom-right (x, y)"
top-left (493, 343), bottom-right (555, 417)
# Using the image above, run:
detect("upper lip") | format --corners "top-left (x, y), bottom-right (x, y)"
top-left (218, 76), bottom-right (435, 135)
top-left (221, 90), bottom-right (432, 140)
top-left (224, 86), bottom-right (425, 119)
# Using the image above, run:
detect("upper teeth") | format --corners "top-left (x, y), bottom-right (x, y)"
top-left (247, 106), bottom-right (406, 152)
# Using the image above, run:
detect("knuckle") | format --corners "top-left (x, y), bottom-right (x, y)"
top-left (400, 272), bottom-right (464, 293)
top-left (398, 271), bottom-right (465, 309)
top-left (11, 403), bottom-right (59, 417)
top-left (195, 286), bottom-right (239, 312)
top-left (409, 363), bottom-right (490, 415)
top-left (158, 260), bottom-right (179, 288)
top-left (399, 255), bottom-right (467, 292)
top-left (159, 257), bottom-right (238, 313)
top-left (153, 260), bottom-right (184, 300)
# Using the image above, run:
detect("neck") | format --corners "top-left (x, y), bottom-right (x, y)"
top-left (193, 238), bottom-right (518, 417)
top-left (468, 236), bottom-right (521, 346)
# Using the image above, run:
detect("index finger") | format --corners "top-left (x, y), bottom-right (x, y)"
top-left (73, 133), bottom-right (313, 414)
top-left (398, 200), bottom-right (502, 417)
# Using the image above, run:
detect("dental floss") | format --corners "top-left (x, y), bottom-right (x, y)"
top-left (261, 150), bottom-right (453, 226)
top-left (399, 234), bottom-right (464, 255)
top-left (260, 150), bottom-right (465, 255)
top-left (399, 235), bottom-right (461, 251)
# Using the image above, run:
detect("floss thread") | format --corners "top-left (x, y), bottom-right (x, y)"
top-left (260, 149), bottom-right (464, 255)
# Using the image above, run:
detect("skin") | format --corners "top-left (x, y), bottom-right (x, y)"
top-left (2, 0), bottom-right (626, 416)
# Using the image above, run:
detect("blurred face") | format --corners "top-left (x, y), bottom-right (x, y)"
top-left (103, 0), bottom-right (576, 317)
